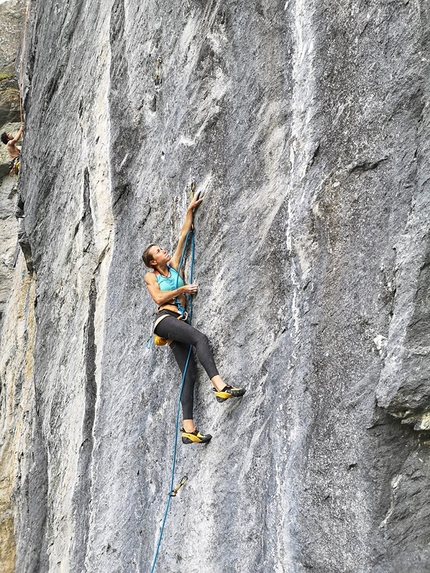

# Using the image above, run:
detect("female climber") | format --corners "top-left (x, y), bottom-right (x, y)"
top-left (143, 194), bottom-right (245, 444)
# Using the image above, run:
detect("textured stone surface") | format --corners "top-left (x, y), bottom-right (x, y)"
top-left (0, 0), bottom-right (430, 571)
top-left (0, 0), bottom-right (24, 125)
top-left (0, 263), bottom-right (35, 573)
top-left (0, 133), bottom-right (20, 321)
top-left (0, 6), bottom-right (27, 567)
top-left (0, 0), bottom-right (25, 320)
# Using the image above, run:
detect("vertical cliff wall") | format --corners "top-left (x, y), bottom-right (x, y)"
top-left (0, 0), bottom-right (25, 319)
top-left (1, 0), bottom-right (430, 571)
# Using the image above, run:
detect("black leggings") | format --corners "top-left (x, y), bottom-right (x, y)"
top-left (154, 312), bottom-right (219, 419)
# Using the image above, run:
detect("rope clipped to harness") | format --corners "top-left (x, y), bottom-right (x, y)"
top-left (150, 228), bottom-right (195, 573)
top-left (152, 313), bottom-right (184, 347)
top-left (148, 229), bottom-right (194, 347)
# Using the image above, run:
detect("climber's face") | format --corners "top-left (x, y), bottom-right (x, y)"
top-left (149, 245), bottom-right (170, 266)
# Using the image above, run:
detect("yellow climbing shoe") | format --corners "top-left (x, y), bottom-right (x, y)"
top-left (214, 385), bottom-right (246, 403)
top-left (181, 428), bottom-right (212, 444)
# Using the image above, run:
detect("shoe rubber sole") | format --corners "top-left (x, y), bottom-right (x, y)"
top-left (215, 387), bottom-right (246, 403)
top-left (181, 431), bottom-right (212, 444)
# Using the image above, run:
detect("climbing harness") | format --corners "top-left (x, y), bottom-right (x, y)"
top-left (152, 312), bottom-right (187, 347)
top-left (150, 222), bottom-right (195, 346)
top-left (8, 157), bottom-right (20, 177)
top-left (149, 228), bottom-right (196, 573)
top-left (152, 314), bottom-right (171, 346)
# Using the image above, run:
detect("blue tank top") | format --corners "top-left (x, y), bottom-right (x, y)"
top-left (155, 266), bottom-right (184, 292)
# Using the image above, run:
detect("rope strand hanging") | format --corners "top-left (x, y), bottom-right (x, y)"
top-left (18, 0), bottom-right (31, 125)
top-left (149, 229), bottom-right (196, 573)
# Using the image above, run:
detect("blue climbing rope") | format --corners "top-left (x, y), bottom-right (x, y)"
top-left (150, 229), bottom-right (195, 573)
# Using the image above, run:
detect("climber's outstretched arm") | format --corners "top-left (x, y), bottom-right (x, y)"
top-left (10, 125), bottom-right (24, 145)
top-left (169, 194), bottom-right (203, 270)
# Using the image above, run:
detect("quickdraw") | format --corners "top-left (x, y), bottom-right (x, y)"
top-left (170, 475), bottom-right (188, 497)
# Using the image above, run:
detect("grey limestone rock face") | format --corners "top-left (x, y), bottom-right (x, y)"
top-left (0, 0), bottom-right (430, 572)
top-left (0, 0), bottom-right (25, 125)
top-left (0, 0), bottom-right (26, 321)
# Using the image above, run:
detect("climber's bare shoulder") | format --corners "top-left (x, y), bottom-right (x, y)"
top-left (145, 272), bottom-right (157, 286)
